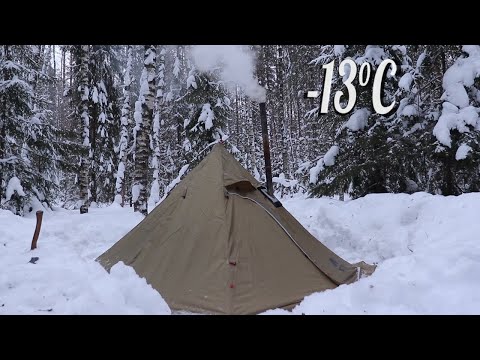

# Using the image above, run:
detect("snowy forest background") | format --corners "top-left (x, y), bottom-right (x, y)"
top-left (1, 44), bottom-right (479, 217)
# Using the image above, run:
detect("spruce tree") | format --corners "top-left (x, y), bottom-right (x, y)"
top-left (182, 66), bottom-right (232, 166)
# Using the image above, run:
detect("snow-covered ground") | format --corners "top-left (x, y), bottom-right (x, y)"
top-left (0, 203), bottom-right (170, 315)
top-left (1, 192), bottom-right (480, 315)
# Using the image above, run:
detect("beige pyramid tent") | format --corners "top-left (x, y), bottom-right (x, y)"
top-left (97, 143), bottom-right (375, 314)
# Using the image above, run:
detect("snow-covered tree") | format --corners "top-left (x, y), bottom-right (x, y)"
top-left (0, 45), bottom-right (58, 215)
top-left (430, 45), bottom-right (480, 194)
top-left (71, 45), bottom-right (91, 209)
top-left (115, 45), bottom-right (133, 206)
top-left (89, 45), bottom-right (121, 204)
top-left (148, 46), bottom-right (166, 207)
top-left (309, 45), bottom-right (413, 199)
top-left (132, 45), bottom-right (156, 216)
top-left (183, 66), bottom-right (232, 166)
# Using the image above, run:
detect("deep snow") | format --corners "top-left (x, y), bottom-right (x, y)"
top-left (1, 192), bottom-right (480, 315)
top-left (0, 203), bottom-right (170, 315)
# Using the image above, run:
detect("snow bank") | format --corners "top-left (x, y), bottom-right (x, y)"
top-left (263, 192), bottom-right (480, 315)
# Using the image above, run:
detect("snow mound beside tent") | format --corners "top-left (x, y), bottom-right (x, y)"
top-left (263, 192), bottom-right (480, 314)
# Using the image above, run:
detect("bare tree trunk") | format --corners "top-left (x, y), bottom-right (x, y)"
top-left (133, 45), bottom-right (156, 216)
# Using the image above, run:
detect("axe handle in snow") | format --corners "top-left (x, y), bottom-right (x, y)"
top-left (30, 211), bottom-right (44, 250)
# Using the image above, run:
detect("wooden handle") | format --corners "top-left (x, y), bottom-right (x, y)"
top-left (30, 210), bottom-right (44, 250)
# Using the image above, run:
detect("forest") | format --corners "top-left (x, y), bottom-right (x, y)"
top-left (1, 45), bottom-right (479, 216)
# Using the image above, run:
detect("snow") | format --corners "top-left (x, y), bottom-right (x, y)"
top-left (173, 56), bottom-right (181, 78)
top-left (92, 86), bottom-right (99, 104)
top-left (133, 100), bottom-right (142, 129)
top-left (198, 103), bottom-right (214, 130)
top-left (356, 46), bottom-right (387, 66)
top-left (190, 45), bottom-right (266, 103)
top-left (6, 176), bottom-right (26, 201)
top-left (434, 46), bottom-right (480, 147)
top-left (131, 184), bottom-right (142, 203)
top-left (433, 102), bottom-right (478, 147)
top-left (309, 158), bottom-right (324, 184)
top-left (416, 51), bottom-right (426, 71)
top-left (144, 48), bottom-right (156, 66)
top-left (186, 74), bottom-right (197, 89)
top-left (334, 45), bottom-right (345, 57)
top-left (344, 108), bottom-right (370, 131)
top-left (441, 45), bottom-right (480, 108)
top-left (263, 192), bottom-right (480, 315)
top-left (0, 75), bottom-right (33, 95)
top-left (115, 161), bottom-right (125, 183)
top-left (398, 73), bottom-right (413, 91)
top-left (2, 192), bottom-right (480, 315)
top-left (0, 156), bottom-right (17, 164)
top-left (273, 173), bottom-right (298, 188)
top-left (0, 205), bottom-right (170, 314)
top-left (139, 74), bottom-right (150, 103)
top-left (401, 104), bottom-right (419, 117)
top-left (253, 167), bottom-right (261, 181)
top-left (455, 144), bottom-right (472, 160)
top-left (323, 145), bottom-right (340, 166)
top-left (165, 92), bottom-right (174, 102)
top-left (148, 180), bottom-right (160, 208)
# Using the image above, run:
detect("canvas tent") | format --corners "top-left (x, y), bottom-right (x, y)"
top-left (97, 143), bottom-right (375, 314)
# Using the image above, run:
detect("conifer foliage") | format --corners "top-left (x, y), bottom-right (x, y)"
top-left (2, 45), bottom-right (479, 216)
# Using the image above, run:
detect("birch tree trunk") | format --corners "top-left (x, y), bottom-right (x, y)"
top-left (133, 45), bottom-right (156, 216)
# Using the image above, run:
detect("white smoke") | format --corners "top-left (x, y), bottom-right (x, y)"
top-left (189, 45), bottom-right (266, 103)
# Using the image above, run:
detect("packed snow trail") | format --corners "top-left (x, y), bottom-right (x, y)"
top-left (1, 193), bottom-right (480, 314)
